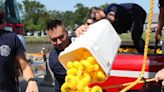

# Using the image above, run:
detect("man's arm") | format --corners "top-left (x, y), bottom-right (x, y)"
top-left (15, 55), bottom-right (38, 92)
top-left (155, 7), bottom-right (164, 41)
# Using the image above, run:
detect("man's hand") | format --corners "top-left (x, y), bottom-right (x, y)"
top-left (155, 68), bottom-right (164, 86)
top-left (106, 11), bottom-right (115, 23)
top-left (75, 25), bottom-right (89, 37)
top-left (26, 81), bottom-right (38, 92)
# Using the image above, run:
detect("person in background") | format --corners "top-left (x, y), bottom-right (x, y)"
top-left (76, 3), bottom-right (146, 53)
top-left (47, 19), bottom-right (71, 92)
top-left (0, 10), bottom-right (38, 92)
top-left (155, 0), bottom-right (164, 42)
top-left (155, 0), bottom-right (164, 86)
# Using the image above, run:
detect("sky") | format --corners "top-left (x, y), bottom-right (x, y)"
top-left (17, 0), bottom-right (159, 13)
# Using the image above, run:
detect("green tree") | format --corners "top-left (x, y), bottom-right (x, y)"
top-left (48, 10), bottom-right (63, 20)
top-left (73, 3), bottom-right (90, 26)
top-left (99, 3), bottom-right (109, 9)
top-left (61, 11), bottom-right (74, 28)
top-left (20, 1), bottom-right (110, 32)
top-left (22, 0), bottom-right (46, 32)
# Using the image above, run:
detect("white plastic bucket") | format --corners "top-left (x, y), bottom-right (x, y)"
top-left (59, 19), bottom-right (121, 76)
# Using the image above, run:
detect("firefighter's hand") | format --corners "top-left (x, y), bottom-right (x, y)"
top-left (75, 25), bottom-right (89, 37)
top-left (155, 68), bottom-right (164, 86)
top-left (26, 81), bottom-right (38, 92)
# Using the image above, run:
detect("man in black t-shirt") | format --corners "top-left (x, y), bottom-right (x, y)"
top-left (88, 3), bottom-right (146, 53)
top-left (0, 10), bottom-right (38, 92)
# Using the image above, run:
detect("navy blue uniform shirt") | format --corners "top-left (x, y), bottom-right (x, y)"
top-left (49, 48), bottom-right (66, 92)
top-left (0, 30), bottom-right (25, 92)
top-left (104, 3), bottom-right (145, 34)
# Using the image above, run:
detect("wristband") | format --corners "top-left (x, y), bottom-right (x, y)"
top-left (28, 78), bottom-right (37, 83)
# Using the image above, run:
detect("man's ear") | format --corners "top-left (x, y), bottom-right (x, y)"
top-left (64, 27), bottom-right (68, 34)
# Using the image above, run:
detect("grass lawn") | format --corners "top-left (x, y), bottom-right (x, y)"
top-left (25, 32), bottom-right (164, 43)
top-left (120, 32), bottom-right (164, 42)
top-left (25, 36), bottom-right (49, 43)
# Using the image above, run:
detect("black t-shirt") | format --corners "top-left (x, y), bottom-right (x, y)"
top-left (0, 30), bottom-right (25, 91)
top-left (104, 3), bottom-right (140, 34)
top-left (159, 0), bottom-right (164, 8)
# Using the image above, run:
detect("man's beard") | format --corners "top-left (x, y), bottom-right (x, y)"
top-left (56, 43), bottom-right (66, 51)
